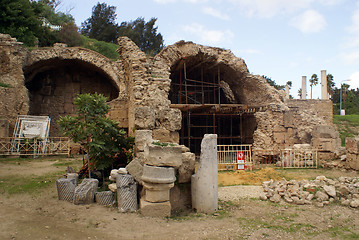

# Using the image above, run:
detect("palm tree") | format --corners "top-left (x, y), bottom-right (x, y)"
top-left (327, 74), bottom-right (335, 99)
top-left (309, 74), bottom-right (318, 99)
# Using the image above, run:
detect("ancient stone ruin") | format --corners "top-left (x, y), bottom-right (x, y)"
top-left (1, 32), bottom-right (358, 216)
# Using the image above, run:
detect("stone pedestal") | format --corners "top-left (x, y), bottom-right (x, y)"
top-left (346, 137), bottom-right (359, 170)
top-left (191, 134), bottom-right (218, 214)
top-left (140, 164), bottom-right (176, 217)
top-left (116, 174), bottom-right (138, 212)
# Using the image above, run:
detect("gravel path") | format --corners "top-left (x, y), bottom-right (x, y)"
top-left (218, 185), bottom-right (264, 202)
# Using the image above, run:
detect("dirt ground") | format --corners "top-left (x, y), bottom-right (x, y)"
top-left (1, 157), bottom-right (359, 240)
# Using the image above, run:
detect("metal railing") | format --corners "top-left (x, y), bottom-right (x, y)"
top-left (218, 146), bottom-right (318, 170)
top-left (252, 149), bottom-right (318, 169)
top-left (0, 137), bottom-right (71, 157)
top-left (218, 144), bottom-right (252, 170)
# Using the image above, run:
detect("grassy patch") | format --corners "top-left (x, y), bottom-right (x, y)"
top-left (333, 115), bottom-right (359, 146)
top-left (326, 226), bottom-right (359, 240)
top-left (0, 171), bottom-right (64, 195)
top-left (80, 36), bottom-right (120, 60)
top-left (0, 82), bottom-right (12, 88)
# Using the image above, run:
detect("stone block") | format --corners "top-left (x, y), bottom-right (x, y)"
top-left (156, 108), bottom-right (182, 131)
top-left (135, 130), bottom-right (152, 152)
top-left (152, 129), bottom-right (179, 143)
top-left (312, 125), bottom-right (339, 139)
top-left (146, 145), bottom-right (182, 168)
top-left (141, 164), bottom-right (176, 184)
top-left (140, 198), bottom-right (171, 218)
top-left (73, 178), bottom-right (98, 205)
top-left (135, 106), bottom-right (155, 129)
top-left (191, 134), bottom-right (218, 214)
top-left (56, 178), bottom-right (76, 202)
top-left (178, 152), bottom-right (196, 183)
top-left (346, 137), bottom-right (359, 154)
top-left (143, 182), bottom-right (174, 203)
top-left (283, 111), bottom-right (294, 127)
top-left (347, 152), bottom-right (359, 171)
top-left (95, 191), bottom-right (114, 206)
top-left (318, 151), bottom-right (336, 161)
top-left (125, 158), bottom-right (143, 185)
top-left (312, 138), bottom-right (336, 152)
top-left (170, 184), bottom-right (192, 213)
top-left (273, 131), bottom-right (285, 144)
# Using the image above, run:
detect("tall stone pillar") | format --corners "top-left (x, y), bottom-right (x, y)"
top-left (321, 70), bottom-right (327, 100)
top-left (301, 76), bottom-right (307, 100)
top-left (191, 134), bottom-right (218, 214)
top-left (285, 85), bottom-right (290, 99)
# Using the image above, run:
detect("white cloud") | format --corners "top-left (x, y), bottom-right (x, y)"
top-left (202, 7), bottom-right (230, 20)
top-left (318, 0), bottom-right (345, 6)
top-left (349, 72), bottom-right (359, 89)
top-left (228, 0), bottom-right (312, 18)
top-left (289, 10), bottom-right (327, 33)
top-left (182, 23), bottom-right (234, 45)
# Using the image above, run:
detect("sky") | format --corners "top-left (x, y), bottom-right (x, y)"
top-left (59, 0), bottom-right (359, 99)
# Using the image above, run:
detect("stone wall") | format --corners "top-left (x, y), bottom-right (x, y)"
top-left (0, 34), bottom-right (29, 134)
top-left (346, 137), bottom-right (359, 170)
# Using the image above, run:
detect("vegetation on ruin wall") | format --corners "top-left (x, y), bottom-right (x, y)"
top-left (80, 36), bottom-right (120, 60)
top-left (333, 115), bottom-right (359, 146)
top-left (0, 82), bottom-right (12, 88)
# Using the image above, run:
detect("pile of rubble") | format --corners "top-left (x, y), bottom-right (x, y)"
top-left (260, 176), bottom-right (359, 208)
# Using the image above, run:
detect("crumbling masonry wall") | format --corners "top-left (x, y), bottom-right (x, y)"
top-left (0, 34), bottom-right (341, 160)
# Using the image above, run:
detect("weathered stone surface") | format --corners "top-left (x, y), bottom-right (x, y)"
top-left (141, 164), bottom-right (176, 184)
top-left (108, 183), bottom-right (117, 192)
top-left (56, 178), bottom-right (76, 202)
top-left (146, 145), bottom-right (183, 168)
top-left (73, 178), bottom-right (98, 205)
top-left (143, 182), bottom-right (174, 203)
top-left (178, 152), bottom-right (196, 183)
top-left (135, 106), bottom-right (155, 129)
top-left (0, 119), bottom-right (9, 137)
top-left (126, 158), bottom-right (144, 185)
top-left (323, 185), bottom-right (336, 198)
top-left (347, 152), bottom-right (359, 171)
top-left (170, 184), bottom-right (192, 212)
top-left (156, 108), bottom-right (182, 131)
top-left (116, 174), bottom-right (138, 212)
top-left (140, 198), bottom-right (171, 218)
top-left (192, 134), bottom-right (218, 214)
top-left (270, 193), bottom-right (281, 203)
top-left (135, 130), bottom-right (152, 152)
top-left (95, 191), bottom-right (114, 206)
top-left (350, 199), bottom-right (359, 208)
top-left (152, 128), bottom-right (179, 144)
top-left (66, 173), bottom-right (79, 186)
top-left (346, 137), bottom-right (359, 154)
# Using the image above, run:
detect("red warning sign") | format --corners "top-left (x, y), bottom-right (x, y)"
top-left (237, 151), bottom-right (245, 170)
top-left (237, 151), bottom-right (245, 161)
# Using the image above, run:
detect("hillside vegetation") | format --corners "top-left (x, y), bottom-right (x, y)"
top-left (333, 114), bottom-right (359, 146)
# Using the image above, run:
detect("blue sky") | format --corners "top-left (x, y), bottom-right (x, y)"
top-left (60, 0), bottom-right (359, 98)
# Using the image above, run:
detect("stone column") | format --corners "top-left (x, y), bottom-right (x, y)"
top-left (285, 85), bottom-right (290, 99)
top-left (301, 76), bottom-right (307, 100)
top-left (191, 134), bottom-right (218, 214)
top-left (321, 70), bottom-right (327, 100)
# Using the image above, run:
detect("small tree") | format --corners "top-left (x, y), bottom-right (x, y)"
top-left (58, 93), bottom-right (133, 177)
top-left (298, 88), bottom-right (302, 98)
top-left (309, 74), bottom-right (318, 99)
top-left (327, 74), bottom-right (335, 99)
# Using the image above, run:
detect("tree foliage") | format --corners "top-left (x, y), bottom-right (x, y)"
top-left (0, 0), bottom-right (42, 46)
top-left (81, 3), bottom-right (164, 55)
top-left (309, 74), bottom-right (318, 99)
top-left (58, 22), bottom-right (83, 46)
top-left (118, 17), bottom-right (164, 55)
top-left (327, 73), bottom-right (335, 98)
top-left (58, 93), bottom-right (134, 171)
top-left (0, 0), bottom-right (76, 46)
top-left (81, 2), bottom-right (119, 43)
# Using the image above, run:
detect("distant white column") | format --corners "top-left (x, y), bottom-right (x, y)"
top-left (301, 76), bottom-right (307, 99)
top-left (321, 70), bottom-right (327, 100)
top-left (285, 85), bottom-right (290, 99)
